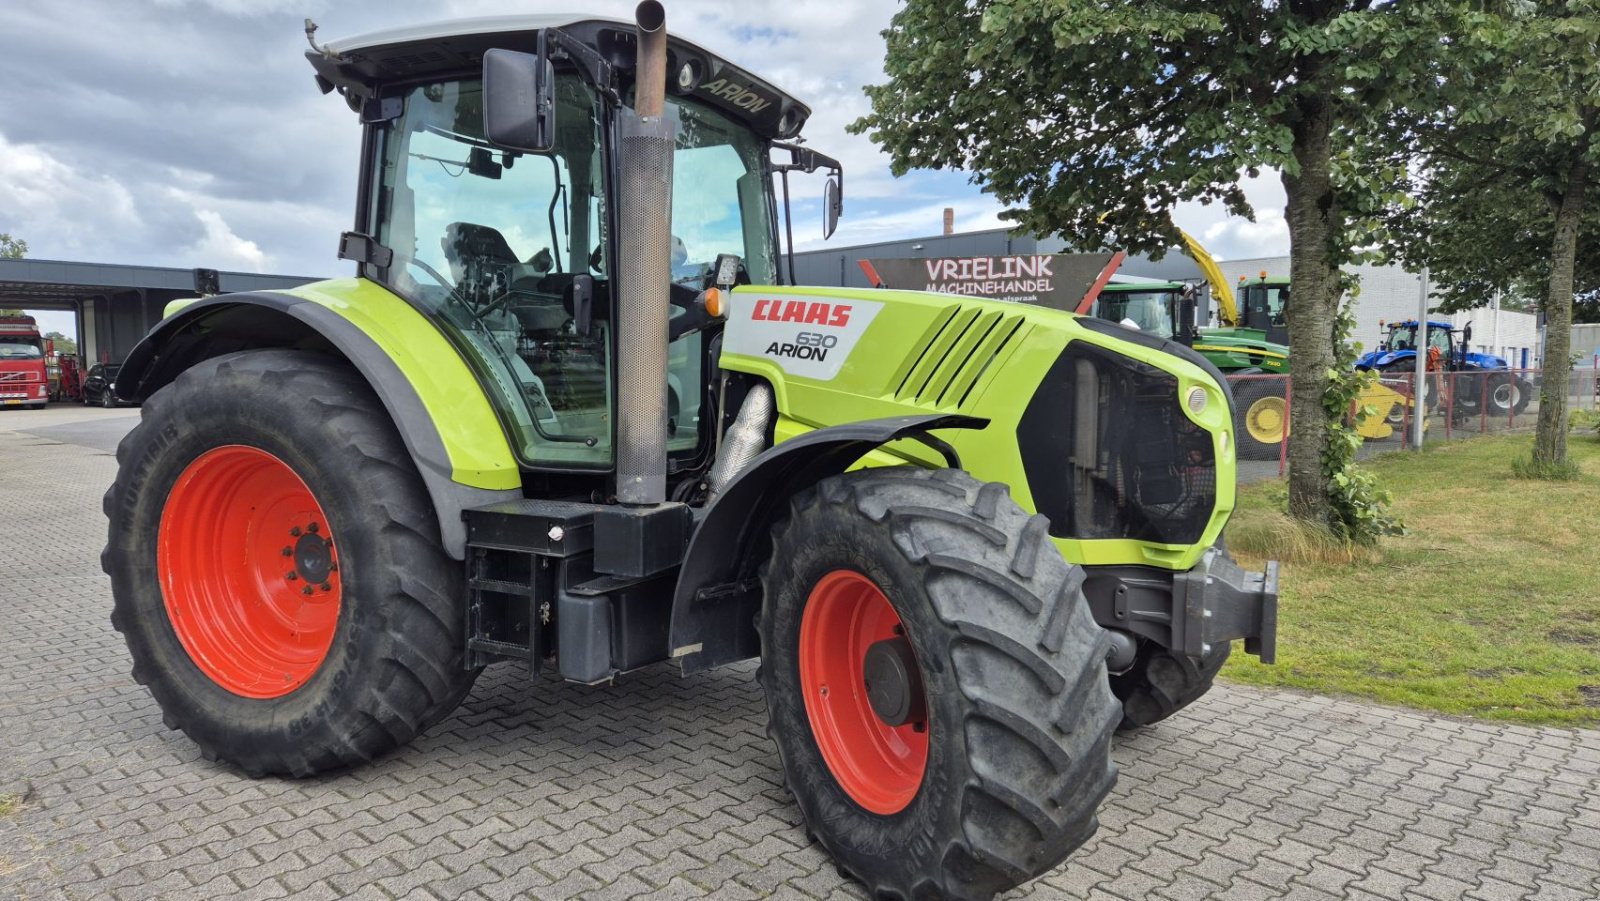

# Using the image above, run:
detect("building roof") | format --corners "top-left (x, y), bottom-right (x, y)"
top-left (0, 259), bottom-right (322, 306)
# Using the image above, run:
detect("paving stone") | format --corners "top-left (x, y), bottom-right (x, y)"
top-left (2, 421), bottom-right (1599, 901)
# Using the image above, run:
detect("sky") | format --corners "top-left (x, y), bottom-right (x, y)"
top-left (0, 0), bottom-right (1290, 339)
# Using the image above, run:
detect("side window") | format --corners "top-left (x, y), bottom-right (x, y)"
top-left (375, 76), bottom-right (615, 469)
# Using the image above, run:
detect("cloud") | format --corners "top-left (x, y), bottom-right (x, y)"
top-left (190, 209), bottom-right (268, 272)
top-left (1173, 170), bottom-right (1289, 261)
top-left (0, 0), bottom-right (1288, 306)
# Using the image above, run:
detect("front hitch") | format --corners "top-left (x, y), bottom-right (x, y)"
top-left (1082, 548), bottom-right (1279, 665)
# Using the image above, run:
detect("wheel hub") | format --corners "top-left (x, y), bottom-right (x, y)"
top-left (863, 636), bottom-right (925, 727)
top-left (293, 529), bottom-right (334, 584)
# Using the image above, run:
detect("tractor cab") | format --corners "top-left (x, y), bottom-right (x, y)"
top-left (306, 14), bottom-right (840, 472)
top-left (1089, 282), bottom-right (1188, 340)
top-left (1235, 274), bottom-right (1289, 345)
top-left (1358, 319), bottom-right (1469, 372)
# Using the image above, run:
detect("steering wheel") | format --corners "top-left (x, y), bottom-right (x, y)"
top-left (408, 256), bottom-right (516, 317)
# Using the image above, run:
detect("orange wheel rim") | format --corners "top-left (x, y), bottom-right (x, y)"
top-left (157, 445), bottom-right (342, 698)
top-left (798, 570), bottom-right (929, 814)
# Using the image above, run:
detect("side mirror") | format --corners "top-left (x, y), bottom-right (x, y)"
top-left (1463, 324), bottom-right (1473, 344)
top-left (823, 176), bottom-right (842, 240)
top-left (483, 46), bottom-right (555, 152)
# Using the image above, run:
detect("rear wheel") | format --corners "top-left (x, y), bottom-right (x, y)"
top-left (1232, 379), bottom-right (1288, 461)
top-left (1111, 640), bottom-right (1230, 730)
top-left (104, 349), bottom-right (478, 776)
top-left (1485, 373), bottom-right (1521, 416)
top-left (759, 468), bottom-right (1119, 900)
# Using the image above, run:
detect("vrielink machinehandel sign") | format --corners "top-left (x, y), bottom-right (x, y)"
top-left (860, 253), bottom-right (1119, 311)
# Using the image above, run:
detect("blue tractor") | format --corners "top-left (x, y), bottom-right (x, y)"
top-left (1355, 319), bottom-right (1531, 416)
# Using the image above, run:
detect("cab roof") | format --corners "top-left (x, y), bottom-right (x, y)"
top-left (306, 14), bottom-right (810, 139)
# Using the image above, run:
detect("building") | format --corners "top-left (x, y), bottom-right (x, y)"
top-left (793, 225), bottom-right (1543, 367)
top-left (0, 259), bottom-right (322, 365)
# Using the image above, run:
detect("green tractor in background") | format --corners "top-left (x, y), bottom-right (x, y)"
top-left (1089, 272), bottom-right (1290, 460)
top-left (101, 6), bottom-right (1277, 898)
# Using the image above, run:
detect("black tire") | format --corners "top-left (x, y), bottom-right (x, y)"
top-left (1513, 377), bottom-right (1533, 414)
top-left (103, 349), bottom-right (478, 777)
top-left (101, 387), bottom-right (116, 409)
top-left (1483, 372), bottom-right (1522, 416)
top-left (758, 467), bottom-right (1119, 900)
top-left (1110, 640), bottom-right (1230, 731)
top-left (1232, 378), bottom-right (1288, 461)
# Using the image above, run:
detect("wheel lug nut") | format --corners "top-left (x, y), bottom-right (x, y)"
top-left (286, 572), bottom-right (298, 581)
top-left (321, 583), bottom-right (332, 592)
top-left (290, 526), bottom-right (302, 537)
top-left (308, 522), bottom-right (319, 534)
top-left (302, 585), bottom-right (314, 596)
top-left (281, 546), bottom-right (293, 557)
top-left (329, 563), bottom-right (338, 573)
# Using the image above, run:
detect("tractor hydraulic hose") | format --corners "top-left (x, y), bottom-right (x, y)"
top-left (707, 381), bottom-right (774, 498)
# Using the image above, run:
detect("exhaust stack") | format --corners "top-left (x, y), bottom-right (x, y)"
top-left (615, 0), bottom-right (674, 505)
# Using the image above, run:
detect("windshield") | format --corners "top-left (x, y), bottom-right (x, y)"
top-left (1389, 325), bottom-right (1452, 352)
top-left (0, 337), bottom-right (43, 360)
top-left (664, 96), bottom-right (777, 286)
top-left (1094, 291), bottom-right (1175, 338)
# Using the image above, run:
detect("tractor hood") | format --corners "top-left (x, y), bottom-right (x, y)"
top-left (1355, 348), bottom-right (1408, 370)
top-left (1462, 351), bottom-right (1510, 370)
top-left (306, 14), bottom-right (811, 140)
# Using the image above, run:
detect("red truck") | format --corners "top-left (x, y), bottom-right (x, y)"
top-left (0, 315), bottom-right (50, 409)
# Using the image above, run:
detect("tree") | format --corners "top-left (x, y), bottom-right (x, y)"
top-left (1368, 5), bottom-right (1600, 472)
top-left (852, 1), bottom-right (1438, 536)
top-left (1, 233), bottom-right (26, 318)
top-left (0, 233), bottom-right (25, 260)
top-left (45, 331), bottom-right (77, 356)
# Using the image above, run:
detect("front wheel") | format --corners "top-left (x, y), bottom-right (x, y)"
top-left (1232, 379), bottom-right (1289, 461)
top-left (104, 349), bottom-right (478, 776)
top-left (758, 468), bottom-right (1119, 900)
top-left (1111, 640), bottom-right (1230, 730)
top-left (101, 388), bottom-right (116, 409)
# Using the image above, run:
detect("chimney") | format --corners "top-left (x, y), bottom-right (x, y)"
top-left (942, 207), bottom-right (955, 236)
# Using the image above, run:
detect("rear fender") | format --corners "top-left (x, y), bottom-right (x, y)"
top-left (117, 288), bottom-right (522, 558)
top-left (668, 413), bottom-right (985, 673)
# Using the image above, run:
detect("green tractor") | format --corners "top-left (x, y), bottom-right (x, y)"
top-left (1089, 278), bottom-right (1290, 460)
top-left (102, 6), bottom-right (1277, 898)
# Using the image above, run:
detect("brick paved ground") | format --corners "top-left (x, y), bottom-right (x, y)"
top-left (2, 412), bottom-right (1598, 900)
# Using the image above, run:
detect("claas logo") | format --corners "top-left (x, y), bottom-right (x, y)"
top-left (750, 298), bottom-right (852, 327)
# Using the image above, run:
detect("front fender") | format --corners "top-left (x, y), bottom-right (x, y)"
top-left (116, 284), bottom-right (522, 558)
top-left (668, 413), bottom-right (986, 673)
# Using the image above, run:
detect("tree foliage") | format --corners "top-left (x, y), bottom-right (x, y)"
top-left (1, 233), bottom-right (28, 317)
top-left (1367, 3), bottom-right (1600, 470)
top-left (852, 0), bottom-right (1435, 537)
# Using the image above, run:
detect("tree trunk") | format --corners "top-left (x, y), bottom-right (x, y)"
top-left (1281, 98), bottom-right (1339, 527)
top-left (1533, 155), bottom-right (1588, 468)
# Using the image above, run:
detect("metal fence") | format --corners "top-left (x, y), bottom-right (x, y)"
top-left (1225, 368), bottom-right (1600, 485)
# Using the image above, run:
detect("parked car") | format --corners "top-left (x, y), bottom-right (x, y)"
top-left (82, 363), bottom-right (127, 408)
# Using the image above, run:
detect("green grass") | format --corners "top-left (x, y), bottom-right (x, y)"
top-left (0, 794), bottom-right (18, 818)
top-left (1223, 434), bottom-right (1600, 727)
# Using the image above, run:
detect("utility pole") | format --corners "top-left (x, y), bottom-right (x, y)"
top-left (1413, 268), bottom-right (1429, 450)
